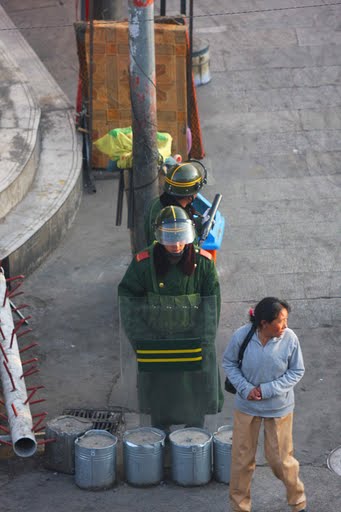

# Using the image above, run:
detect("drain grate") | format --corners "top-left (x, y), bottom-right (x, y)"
top-left (62, 407), bottom-right (125, 435)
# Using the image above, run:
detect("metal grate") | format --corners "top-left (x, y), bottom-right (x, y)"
top-left (62, 407), bottom-right (126, 435)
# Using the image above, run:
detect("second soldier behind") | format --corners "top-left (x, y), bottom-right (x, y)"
top-left (144, 160), bottom-right (207, 246)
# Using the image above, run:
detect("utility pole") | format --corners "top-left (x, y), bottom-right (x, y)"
top-left (128, 0), bottom-right (159, 253)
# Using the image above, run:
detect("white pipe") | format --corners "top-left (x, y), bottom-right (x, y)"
top-left (0, 270), bottom-right (37, 457)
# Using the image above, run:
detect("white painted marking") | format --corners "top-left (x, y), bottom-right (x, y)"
top-left (196, 26), bottom-right (227, 34)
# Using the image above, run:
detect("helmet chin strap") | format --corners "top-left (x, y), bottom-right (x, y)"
top-left (169, 249), bottom-right (184, 255)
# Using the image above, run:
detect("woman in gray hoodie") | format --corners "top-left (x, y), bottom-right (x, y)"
top-left (222, 297), bottom-right (306, 512)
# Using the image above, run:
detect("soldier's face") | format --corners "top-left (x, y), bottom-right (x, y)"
top-left (186, 194), bottom-right (197, 204)
top-left (176, 194), bottom-right (197, 207)
top-left (164, 242), bottom-right (186, 254)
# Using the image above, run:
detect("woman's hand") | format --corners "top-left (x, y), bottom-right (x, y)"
top-left (247, 386), bottom-right (262, 401)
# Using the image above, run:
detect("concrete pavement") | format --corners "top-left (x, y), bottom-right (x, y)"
top-left (0, 1), bottom-right (340, 511)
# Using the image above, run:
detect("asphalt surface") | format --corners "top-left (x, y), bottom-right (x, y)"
top-left (0, 1), bottom-right (340, 511)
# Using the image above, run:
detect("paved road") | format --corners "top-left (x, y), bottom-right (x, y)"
top-left (0, 1), bottom-right (340, 511)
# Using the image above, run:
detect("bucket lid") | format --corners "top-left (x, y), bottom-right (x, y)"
top-left (192, 37), bottom-right (209, 55)
top-left (169, 428), bottom-right (211, 447)
top-left (47, 415), bottom-right (93, 434)
top-left (123, 427), bottom-right (165, 446)
top-left (213, 425), bottom-right (233, 444)
top-left (76, 429), bottom-right (117, 449)
top-left (327, 446), bottom-right (341, 476)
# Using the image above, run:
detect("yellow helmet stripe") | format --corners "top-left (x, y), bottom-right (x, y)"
top-left (170, 162), bottom-right (187, 179)
top-left (165, 176), bottom-right (202, 187)
top-left (137, 357), bottom-right (203, 363)
top-left (171, 162), bottom-right (198, 180)
top-left (136, 348), bottom-right (202, 354)
top-left (167, 162), bottom-right (202, 188)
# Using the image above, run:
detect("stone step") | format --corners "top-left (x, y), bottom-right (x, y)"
top-left (0, 40), bottom-right (41, 219)
top-left (0, 6), bottom-right (83, 277)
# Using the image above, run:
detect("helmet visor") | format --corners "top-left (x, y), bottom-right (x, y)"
top-left (155, 219), bottom-right (195, 245)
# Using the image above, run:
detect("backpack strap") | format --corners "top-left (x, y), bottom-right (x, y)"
top-left (238, 325), bottom-right (256, 364)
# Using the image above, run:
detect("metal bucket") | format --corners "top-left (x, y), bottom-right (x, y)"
top-left (192, 38), bottom-right (211, 87)
top-left (213, 425), bottom-right (233, 484)
top-left (169, 428), bottom-right (212, 486)
top-left (44, 415), bottom-right (93, 474)
top-left (123, 427), bottom-right (165, 486)
top-left (75, 429), bottom-right (118, 490)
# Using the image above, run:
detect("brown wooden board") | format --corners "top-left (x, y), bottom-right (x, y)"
top-left (75, 21), bottom-right (188, 169)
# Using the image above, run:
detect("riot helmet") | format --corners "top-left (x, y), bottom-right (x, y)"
top-left (154, 206), bottom-right (196, 245)
top-left (163, 160), bottom-right (207, 197)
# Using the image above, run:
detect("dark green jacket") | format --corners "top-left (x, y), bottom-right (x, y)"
top-left (118, 243), bottom-right (224, 426)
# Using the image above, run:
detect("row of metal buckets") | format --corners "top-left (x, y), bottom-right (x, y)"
top-left (74, 425), bottom-right (233, 490)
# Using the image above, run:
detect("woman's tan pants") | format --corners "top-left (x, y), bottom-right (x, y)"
top-left (229, 410), bottom-right (306, 512)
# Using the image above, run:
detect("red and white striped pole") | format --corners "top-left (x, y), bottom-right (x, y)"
top-left (0, 269), bottom-right (37, 457)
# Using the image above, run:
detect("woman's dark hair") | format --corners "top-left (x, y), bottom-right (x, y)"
top-left (249, 297), bottom-right (291, 327)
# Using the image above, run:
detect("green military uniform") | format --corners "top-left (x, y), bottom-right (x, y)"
top-left (118, 243), bottom-right (224, 428)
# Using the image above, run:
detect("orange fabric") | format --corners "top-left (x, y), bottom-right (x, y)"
top-left (206, 249), bottom-right (217, 263)
top-left (199, 248), bottom-right (212, 260)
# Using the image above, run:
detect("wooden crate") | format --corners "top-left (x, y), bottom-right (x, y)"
top-left (79, 21), bottom-right (188, 169)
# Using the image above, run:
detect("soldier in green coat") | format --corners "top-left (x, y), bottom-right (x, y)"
top-left (144, 160), bottom-right (208, 246)
top-left (118, 206), bottom-right (224, 430)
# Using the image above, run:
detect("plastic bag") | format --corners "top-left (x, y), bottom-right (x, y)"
top-left (94, 126), bottom-right (173, 169)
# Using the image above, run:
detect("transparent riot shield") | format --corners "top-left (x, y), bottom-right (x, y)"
top-left (116, 295), bottom-right (223, 432)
